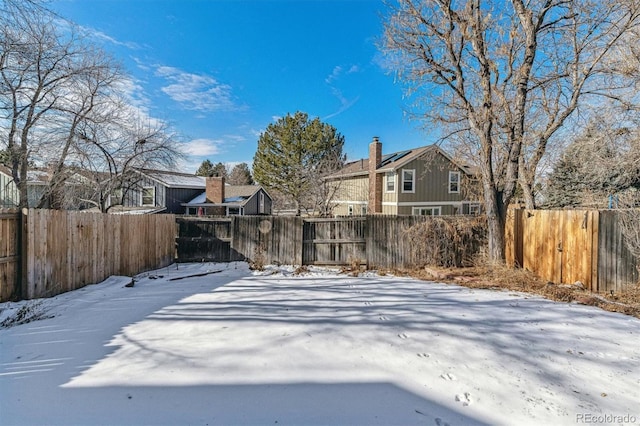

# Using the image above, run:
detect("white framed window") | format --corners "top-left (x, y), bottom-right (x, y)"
top-left (412, 206), bottom-right (441, 216)
top-left (348, 205), bottom-right (354, 216)
top-left (469, 203), bottom-right (481, 215)
top-left (110, 188), bottom-right (122, 207)
top-left (449, 171), bottom-right (461, 193)
top-left (386, 172), bottom-right (395, 192)
top-left (141, 187), bottom-right (155, 206)
top-left (402, 169), bottom-right (415, 193)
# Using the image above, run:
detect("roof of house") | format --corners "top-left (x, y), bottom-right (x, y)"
top-left (0, 165), bottom-right (12, 177)
top-left (326, 144), bottom-right (476, 179)
top-left (0, 165), bottom-right (90, 185)
top-left (136, 169), bottom-right (206, 189)
top-left (183, 185), bottom-right (265, 207)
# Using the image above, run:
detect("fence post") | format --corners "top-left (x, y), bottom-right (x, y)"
top-left (20, 208), bottom-right (29, 300)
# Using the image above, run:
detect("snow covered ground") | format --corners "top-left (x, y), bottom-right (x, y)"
top-left (1, 262), bottom-right (638, 426)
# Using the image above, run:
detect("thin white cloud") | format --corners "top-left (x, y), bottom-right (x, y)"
top-left (325, 64), bottom-right (361, 84)
top-left (90, 29), bottom-right (142, 50)
top-left (325, 66), bottom-right (343, 84)
top-left (155, 66), bottom-right (236, 112)
top-left (324, 64), bottom-right (362, 119)
top-left (181, 138), bottom-right (223, 156)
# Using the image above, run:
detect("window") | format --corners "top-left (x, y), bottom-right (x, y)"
top-left (110, 189), bottom-right (122, 207)
top-left (449, 171), bottom-right (461, 193)
top-left (469, 204), bottom-right (481, 215)
top-left (259, 192), bottom-right (265, 214)
top-left (386, 172), bottom-right (395, 192)
top-left (402, 169), bottom-right (415, 193)
top-left (348, 205), bottom-right (354, 216)
top-left (361, 205), bottom-right (367, 215)
top-left (412, 206), bottom-right (441, 216)
top-left (228, 207), bottom-right (241, 215)
top-left (141, 187), bottom-right (155, 206)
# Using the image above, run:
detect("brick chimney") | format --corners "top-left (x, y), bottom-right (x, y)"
top-left (206, 176), bottom-right (225, 203)
top-left (368, 136), bottom-right (383, 214)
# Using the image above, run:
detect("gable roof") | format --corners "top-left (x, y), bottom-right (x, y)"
top-left (136, 168), bottom-right (206, 189)
top-left (0, 165), bottom-right (12, 177)
top-left (183, 185), bottom-right (267, 207)
top-left (326, 144), bottom-right (476, 179)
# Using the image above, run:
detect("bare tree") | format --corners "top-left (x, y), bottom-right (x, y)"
top-left (72, 110), bottom-right (183, 212)
top-left (0, 0), bottom-right (182, 210)
top-left (227, 162), bottom-right (253, 185)
top-left (383, 0), bottom-right (640, 261)
top-left (543, 109), bottom-right (640, 208)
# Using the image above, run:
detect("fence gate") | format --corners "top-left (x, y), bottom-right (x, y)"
top-left (302, 217), bottom-right (366, 266)
top-left (175, 217), bottom-right (235, 262)
top-left (0, 209), bottom-right (21, 301)
top-left (519, 210), bottom-right (598, 290)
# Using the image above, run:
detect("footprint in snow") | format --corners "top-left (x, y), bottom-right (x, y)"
top-left (455, 392), bottom-right (472, 406)
top-left (379, 315), bottom-right (389, 321)
top-left (440, 372), bottom-right (456, 381)
top-left (435, 418), bottom-right (451, 426)
top-left (364, 301), bottom-right (372, 306)
top-left (417, 353), bottom-right (430, 358)
top-left (398, 333), bottom-right (409, 339)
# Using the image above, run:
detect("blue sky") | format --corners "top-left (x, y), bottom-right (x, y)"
top-left (51, 0), bottom-right (432, 173)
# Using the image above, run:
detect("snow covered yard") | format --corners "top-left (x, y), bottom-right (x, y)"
top-left (1, 262), bottom-right (638, 426)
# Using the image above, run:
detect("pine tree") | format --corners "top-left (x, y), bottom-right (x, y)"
top-left (196, 160), bottom-right (228, 178)
top-left (195, 160), bottom-right (214, 177)
top-left (253, 111), bottom-right (345, 215)
top-left (228, 163), bottom-right (253, 185)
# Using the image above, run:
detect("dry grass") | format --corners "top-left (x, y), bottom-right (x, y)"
top-left (405, 263), bottom-right (640, 319)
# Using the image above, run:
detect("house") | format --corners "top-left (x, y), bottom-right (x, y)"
top-left (0, 165), bottom-right (19, 208)
top-left (0, 165), bottom-right (93, 209)
top-left (109, 168), bottom-right (207, 214)
top-left (325, 137), bottom-right (481, 216)
top-left (182, 176), bottom-right (272, 216)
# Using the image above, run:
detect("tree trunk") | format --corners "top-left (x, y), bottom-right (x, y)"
top-left (483, 183), bottom-right (507, 263)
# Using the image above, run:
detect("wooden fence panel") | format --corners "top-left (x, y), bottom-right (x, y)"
top-left (231, 216), bottom-right (303, 265)
top-left (302, 217), bottom-right (366, 265)
top-left (514, 209), bottom-right (599, 290)
top-left (0, 209), bottom-right (20, 301)
top-left (597, 211), bottom-right (638, 293)
top-left (176, 217), bottom-right (233, 262)
top-left (367, 215), bottom-right (426, 269)
top-left (23, 210), bottom-right (176, 299)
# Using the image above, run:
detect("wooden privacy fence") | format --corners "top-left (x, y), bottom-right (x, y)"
top-left (0, 209), bottom-right (20, 302)
top-left (0, 209), bottom-right (176, 302)
top-left (506, 209), bottom-right (638, 293)
top-left (176, 215), bottom-right (485, 270)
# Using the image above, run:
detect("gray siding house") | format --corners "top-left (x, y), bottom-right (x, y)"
top-left (0, 166), bottom-right (19, 208)
top-left (183, 177), bottom-right (272, 216)
top-left (111, 169), bottom-right (206, 214)
top-left (325, 137), bottom-right (481, 216)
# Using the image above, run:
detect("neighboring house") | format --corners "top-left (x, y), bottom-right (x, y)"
top-left (182, 177), bottom-right (272, 216)
top-left (110, 168), bottom-right (206, 214)
top-left (0, 165), bottom-right (93, 209)
top-left (325, 137), bottom-right (481, 216)
top-left (0, 165), bottom-right (19, 208)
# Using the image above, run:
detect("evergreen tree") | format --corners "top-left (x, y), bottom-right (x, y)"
top-left (195, 159), bottom-right (214, 177)
top-left (228, 163), bottom-right (253, 185)
top-left (0, 149), bottom-right (9, 167)
top-left (253, 111), bottom-right (345, 215)
top-left (543, 119), bottom-right (640, 208)
top-left (196, 160), bottom-right (228, 178)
